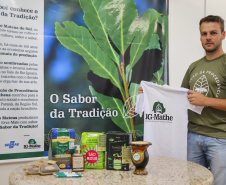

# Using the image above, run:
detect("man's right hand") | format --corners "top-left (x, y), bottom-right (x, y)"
top-left (138, 87), bottom-right (143, 94)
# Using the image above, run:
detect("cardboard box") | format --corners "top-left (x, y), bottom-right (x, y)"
top-left (52, 128), bottom-right (75, 169)
top-left (106, 133), bottom-right (132, 171)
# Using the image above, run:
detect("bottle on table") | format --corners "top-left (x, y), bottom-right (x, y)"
top-left (72, 145), bottom-right (84, 172)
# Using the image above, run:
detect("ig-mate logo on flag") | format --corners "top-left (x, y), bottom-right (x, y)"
top-left (145, 101), bottom-right (173, 122)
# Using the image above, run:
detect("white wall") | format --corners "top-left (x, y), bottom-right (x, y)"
top-left (169, 0), bottom-right (205, 87)
top-left (206, 0), bottom-right (226, 51)
top-left (2, 1), bottom-right (226, 184)
top-left (169, 0), bottom-right (226, 87)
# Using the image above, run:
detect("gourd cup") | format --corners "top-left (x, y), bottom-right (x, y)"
top-left (129, 141), bottom-right (152, 175)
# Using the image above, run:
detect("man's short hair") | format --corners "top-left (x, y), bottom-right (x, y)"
top-left (200, 15), bottom-right (224, 32)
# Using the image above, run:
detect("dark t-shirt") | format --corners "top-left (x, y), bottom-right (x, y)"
top-left (181, 54), bottom-right (226, 139)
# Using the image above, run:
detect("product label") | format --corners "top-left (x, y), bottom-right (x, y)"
top-left (69, 142), bottom-right (75, 149)
top-left (88, 134), bottom-right (97, 137)
top-left (122, 146), bottom-right (131, 164)
top-left (98, 134), bottom-right (106, 151)
top-left (57, 136), bottom-right (70, 143)
top-left (113, 158), bottom-right (122, 170)
top-left (132, 150), bottom-right (144, 164)
top-left (133, 153), bottom-right (141, 161)
top-left (72, 156), bottom-right (84, 169)
top-left (86, 150), bottom-right (98, 163)
top-left (59, 164), bottom-right (66, 168)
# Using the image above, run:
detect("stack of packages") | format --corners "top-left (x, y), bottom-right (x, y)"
top-left (81, 132), bottom-right (132, 171)
top-left (51, 128), bottom-right (75, 169)
top-left (49, 129), bottom-right (132, 171)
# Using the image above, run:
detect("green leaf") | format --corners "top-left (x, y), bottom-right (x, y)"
top-left (55, 21), bottom-right (122, 90)
top-left (104, 0), bottom-right (138, 54)
top-left (129, 9), bottom-right (161, 72)
top-left (129, 83), bottom-right (139, 97)
top-left (151, 15), bottom-right (168, 85)
top-left (126, 64), bottom-right (132, 83)
top-left (153, 60), bottom-right (165, 84)
top-left (129, 82), bottom-right (139, 105)
top-left (79, 0), bottom-right (120, 64)
top-left (156, 16), bottom-right (168, 69)
top-left (146, 34), bottom-right (161, 50)
top-left (89, 86), bottom-right (132, 133)
top-left (134, 123), bottom-right (144, 136)
top-left (126, 83), bottom-right (140, 115)
top-left (157, 15), bottom-right (168, 50)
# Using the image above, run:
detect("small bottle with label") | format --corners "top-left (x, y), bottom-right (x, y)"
top-left (72, 145), bottom-right (84, 172)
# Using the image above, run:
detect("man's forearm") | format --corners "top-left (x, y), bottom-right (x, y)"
top-left (187, 90), bottom-right (226, 111)
top-left (205, 97), bottom-right (226, 111)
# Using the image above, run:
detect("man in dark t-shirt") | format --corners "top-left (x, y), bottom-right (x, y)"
top-left (181, 15), bottom-right (226, 185)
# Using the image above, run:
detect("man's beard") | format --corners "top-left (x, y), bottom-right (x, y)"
top-left (203, 43), bottom-right (221, 53)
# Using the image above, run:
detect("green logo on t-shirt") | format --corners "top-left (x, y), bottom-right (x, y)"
top-left (146, 101), bottom-right (172, 121)
top-left (152, 102), bottom-right (166, 114)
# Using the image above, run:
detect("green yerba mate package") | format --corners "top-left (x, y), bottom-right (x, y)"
top-left (52, 128), bottom-right (75, 169)
top-left (81, 132), bottom-right (105, 169)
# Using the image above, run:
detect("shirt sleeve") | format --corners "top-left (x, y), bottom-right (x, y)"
top-left (181, 68), bottom-right (190, 89)
top-left (135, 94), bottom-right (144, 117)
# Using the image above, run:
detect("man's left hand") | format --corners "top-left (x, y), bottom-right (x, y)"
top-left (187, 90), bottom-right (207, 106)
